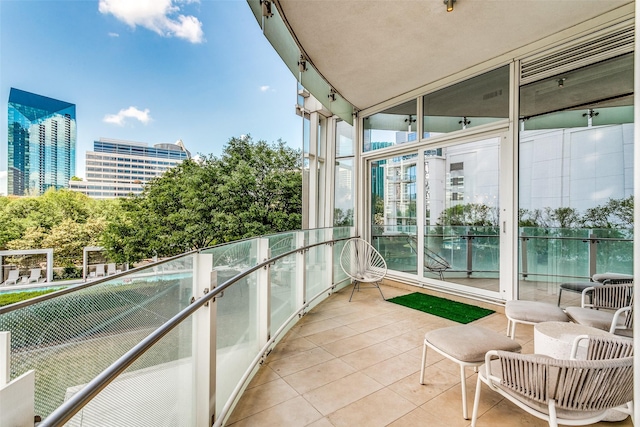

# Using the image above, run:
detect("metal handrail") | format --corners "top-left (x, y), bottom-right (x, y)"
top-left (39, 236), bottom-right (353, 427)
top-left (0, 249), bottom-right (199, 315)
top-left (0, 228), bottom-right (351, 315)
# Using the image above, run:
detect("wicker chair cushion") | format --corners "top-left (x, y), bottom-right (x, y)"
top-left (425, 325), bottom-right (521, 363)
top-left (565, 307), bottom-right (624, 331)
top-left (505, 300), bottom-right (569, 323)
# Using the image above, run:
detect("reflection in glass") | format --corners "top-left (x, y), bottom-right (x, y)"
top-left (518, 53), bottom-right (634, 302)
top-left (423, 66), bottom-right (509, 138)
top-left (371, 153), bottom-right (418, 274)
top-left (335, 120), bottom-right (354, 226)
top-left (423, 138), bottom-right (501, 290)
top-left (363, 99), bottom-right (417, 152)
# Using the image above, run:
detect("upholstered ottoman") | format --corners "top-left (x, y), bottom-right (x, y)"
top-left (505, 300), bottom-right (569, 339)
top-left (420, 325), bottom-right (521, 419)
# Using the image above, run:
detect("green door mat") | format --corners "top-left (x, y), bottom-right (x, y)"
top-left (387, 292), bottom-right (494, 324)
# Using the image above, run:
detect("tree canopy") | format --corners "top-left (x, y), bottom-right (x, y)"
top-left (101, 135), bottom-right (302, 262)
top-left (1, 135), bottom-right (302, 267)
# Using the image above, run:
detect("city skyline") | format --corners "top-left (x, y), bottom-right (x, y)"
top-left (0, 0), bottom-right (301, 194)
top-left (8, 88), bottom-right (77, 196)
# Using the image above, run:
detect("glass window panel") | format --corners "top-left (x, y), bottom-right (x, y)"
top-left (336, 120), bottom-right (354, 157)
top-left (520, 54), bottom-right (634, 120)
top-left (371, 153), bottom-right (418, 274)
top-left (592, 105), bottom-right (634, 126)
top-left (335, 158), bottom-right (354, 226)
top-left (423, 66), bottom-right (509, 138)
top-left (424, 138), bottom-right (501, 290)
top-left (518, 54), bottom-right (634, 303)
top-left (363, 100), bottom-right (417, 152)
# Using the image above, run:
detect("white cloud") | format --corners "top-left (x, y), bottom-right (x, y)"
top-left (0, 171), bottom-right (6, 196)
top-left (260, 86), bottom-right (271, 92)
top-left (108, 32), bottom-right (120, 37)
top-left (99, 0), bottom-right (204, 43)
top-left (103, 106), bottom-right (152, 126)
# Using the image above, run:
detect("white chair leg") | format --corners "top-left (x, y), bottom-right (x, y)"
top-left (460, 365), bottom-right (468, 419)
top-left (420, 341), bottom-right (427, 384)
top-left (548, 400), bottom-right (558, 427)
top-left (348, 281), bottom-right (359, 302)
top-left (505, 318), bottom-right (511, 337)
top-left (470, 374), bottom-right (482, 427)
top-left (510, 321), bottom-right (517, 340)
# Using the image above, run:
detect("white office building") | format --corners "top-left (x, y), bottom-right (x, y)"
top-left (69, 138), bottom-right (190, 199)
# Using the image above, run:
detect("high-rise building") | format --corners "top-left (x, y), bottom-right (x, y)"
top-left (7, 88), bottom-right (76, 195)
top-left (69, 138), bottom-right (190, 199)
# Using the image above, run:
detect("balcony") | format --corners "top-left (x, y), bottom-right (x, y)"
top-left (0, 228), bottom-right (634, 426)
top-left (226, 284), bottom-right (633, 426)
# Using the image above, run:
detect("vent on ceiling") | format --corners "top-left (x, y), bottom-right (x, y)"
top-left (520, 25), bottom-right (634, 85)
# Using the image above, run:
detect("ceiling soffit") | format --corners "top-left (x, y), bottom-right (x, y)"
top-left (276, 0), bottom-right (632, 112)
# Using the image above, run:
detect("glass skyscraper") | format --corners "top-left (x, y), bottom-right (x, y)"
top-left (7, 88), bottom-right (76, 195)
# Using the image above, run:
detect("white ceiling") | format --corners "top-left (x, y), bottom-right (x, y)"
top-left (276, 0), bottom-right (633, 112)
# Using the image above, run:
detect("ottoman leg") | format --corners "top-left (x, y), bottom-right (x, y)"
top-left (419, 340), bottom-right (427, 384)
top-left (460, 365), bottom-right (469, 419)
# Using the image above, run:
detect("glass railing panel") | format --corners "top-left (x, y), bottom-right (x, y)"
top-left (519, 227), bottom-right (591, 282)
top-left (207, 240), bottom-right (257, 276)
top-left (590, 228), bottom-right (633, 275)
top-left (332, 227), bottom-right (351, 285)
top-left (304, 228), bottom-right (326, 246)
top-left (64, 318), bottom-right (195, 426)
top-left (268, 232), bottom-right (299, 333)
top-left (215, 271), bottom-right (259, 416)
top-left (268, 232), bottom-right (297, 257)
top-left (0, 254), bottom-right (196, 419)
top-left (270, 253), bottom-right (297, 333)
top-left (468, 227), bottom-right (500, 281)
top-left (305, 244), bottom-right (327, 308)
top-left (371, 225), bottom-right (417, 274)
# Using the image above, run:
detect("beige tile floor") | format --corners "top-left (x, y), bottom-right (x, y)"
top-left (227, 284), bottom-right (633, 427)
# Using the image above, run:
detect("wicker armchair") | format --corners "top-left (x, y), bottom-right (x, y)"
top-left (565, 284), bottom-right (634, 337)
top-left (471, 350), bottom-right (634, 427)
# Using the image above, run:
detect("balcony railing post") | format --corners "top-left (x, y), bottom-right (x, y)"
top-left (0, 332), bottom-right (35, 427)
top-left (296, 231), bottom-right (306, 306)
top-left (589, 233), bottom-right (597, 278)
top-left (193, 253), bottom-right (216, 427)
top-left (257, 238), bottom-right (271, 344)
top-left (520, 232), bottom-right (528, 279)
top-left (466, 232), bottom-right (473, 278)
top-left (325, 229), bottom-right (334, 288)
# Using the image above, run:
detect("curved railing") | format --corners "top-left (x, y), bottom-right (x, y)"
top-left (0, 227), bottom-right (354, 426)
top-left (372, 225), bottom-right (633, 282)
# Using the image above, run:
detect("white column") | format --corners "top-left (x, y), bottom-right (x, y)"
top-left (0, 332), bottom-right (35, 427)
top-left (633, 3), bottom-right (639, 423)
top-left (193, 254), bottom-right (216, 427)
top-left (296, 231), bottom-right (306, 307)
top-left (45, 249), bottom-right (53, 282)
top-left (308, 112), bottom-right (320, 228)
top-left (257, 238), bottom-right (271, 345)
top-left (324, 228), bottom-right (334, 289)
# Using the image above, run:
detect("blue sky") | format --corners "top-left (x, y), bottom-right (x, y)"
top-left (0, 0), bottom-right (300, 180)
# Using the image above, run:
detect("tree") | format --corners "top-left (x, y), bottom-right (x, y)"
top-left (436, 203), bottom-right (498, 227)
top-left (102, 135), bottom-right (303, 261)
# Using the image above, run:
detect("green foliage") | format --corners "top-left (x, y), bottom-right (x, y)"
top-left (519, 196), bottom-right (633, 229)
top-left (0, 136), bottom-right (302, 267)
top-left (102, 135), bottom-right (303, 262)
top-left (334, 208), bottom-right (353, 226)
top-left (437, 203), bottom-right (498, 226)
top-left (0, 288), bottom-right (61, 307)
top-left (0, 189), bottom-right (118, 267)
